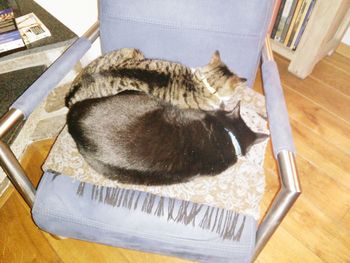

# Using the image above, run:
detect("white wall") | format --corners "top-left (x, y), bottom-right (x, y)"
top-left (35, 0), bottom-right (97, 36)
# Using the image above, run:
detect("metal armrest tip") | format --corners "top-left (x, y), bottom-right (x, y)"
top-left (254, 150), bottom-right (301, 260)
top-left (0, 108), bottom-right (24, 139)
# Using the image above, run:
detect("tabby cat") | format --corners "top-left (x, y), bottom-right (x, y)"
top-left (67, 92), bottom-right (268, 185)
top-left (65, 48), bottom-right (247, 111)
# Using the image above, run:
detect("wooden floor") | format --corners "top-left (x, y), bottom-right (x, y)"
top-left (1, 52), bottom-right (350, 263)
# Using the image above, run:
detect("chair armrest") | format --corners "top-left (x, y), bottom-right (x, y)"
top-left (10, 22), bottom-right (99, 119)
top-left (254, 38), bottom-right (301, 259)
top-left (261, 59), bottom-right (295, 157)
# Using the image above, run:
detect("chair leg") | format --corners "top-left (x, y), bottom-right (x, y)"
top-left (0, 140), bottom-right (36, 208)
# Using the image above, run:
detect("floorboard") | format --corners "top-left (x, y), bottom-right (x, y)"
top-left (311, 59), bottom-right (350, 97)
top-left (0, 192), bottom-right (62, 263)
top-left (283, 87), bottom-right (350, 155)
top-left (291, 120), bottom-right (350, 189)
top-left (275, 55), bottom-right (350, 124)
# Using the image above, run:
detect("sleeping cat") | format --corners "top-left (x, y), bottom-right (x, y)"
top-left (67, 92), bottom-right (268, 185)
top-left (65, 48), bottom-right (247, 111)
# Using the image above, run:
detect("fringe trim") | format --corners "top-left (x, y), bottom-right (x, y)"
top-left (77, 182), bottom-right (246, 242)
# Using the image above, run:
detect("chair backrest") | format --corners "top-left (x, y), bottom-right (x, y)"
top-left (99, 0), bottom-right (274, 87)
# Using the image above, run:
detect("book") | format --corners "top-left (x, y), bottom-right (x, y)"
top-left (0, 16), bottom-right (16, 33)
top-left (280, 0), bottom-right (299, 43)
top-left (271, 0), bottom-right (287, 39)
top-left (292, 0), bottom-right (316, 50)
top-left (268, 0), bottom-right (282, 36)
top-left (15, 12), bottom-right (51, 45)
top-left (0, 1), bottom-right (10, 11)
top-left (0, 0), bottom-right (19, 13)
top-left (283, 0), bottom-right (303, 46)
top-left (274, 0), bottom-right (296, 42)
top-left (287, 0), bottom-right (310, 47)
top-left (288, 0), bottom-right (312, 47)
top-left (0, 8), bottom-right (25, 56)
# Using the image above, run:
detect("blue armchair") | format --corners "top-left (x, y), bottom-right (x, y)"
top-left (0, 1), bottom-right (301, 262)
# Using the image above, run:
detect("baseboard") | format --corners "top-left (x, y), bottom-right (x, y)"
top-left (336, 43), bottom-right (350, 59)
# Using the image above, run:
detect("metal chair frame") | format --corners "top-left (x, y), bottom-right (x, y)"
top-left (0, 22), bottom-right (301, 260)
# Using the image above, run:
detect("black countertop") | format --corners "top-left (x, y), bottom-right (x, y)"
top-left (0, 65), bottom-right (47, 143)
top-left (0, 0), bottom-right (77, 60)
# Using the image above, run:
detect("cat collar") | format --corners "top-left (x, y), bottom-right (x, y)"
top-left (191, 68), bottom-right (220, 96)
top-left (225, 128), bottom-right (242, 156)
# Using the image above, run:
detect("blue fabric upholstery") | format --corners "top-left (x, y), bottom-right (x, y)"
top-left (262, 60), bottom-right (295, 157)
top-left (33, 172), bottom-right (257, 263)
top-left (99, 0), bottom-right (274, 88)
top-left (10, 37), bottom-right (91, 118)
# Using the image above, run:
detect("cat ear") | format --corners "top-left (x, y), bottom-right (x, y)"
top-left (253, 132), bottom-right (269, 145)
top-left (210, 50), bottom-right (222, 65)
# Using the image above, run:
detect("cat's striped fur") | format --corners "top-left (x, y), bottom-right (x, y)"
top-left (65, 48), bottom-right (246, 111)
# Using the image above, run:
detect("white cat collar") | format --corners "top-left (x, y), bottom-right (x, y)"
top-left (201, 75), bottom-right (217, 95)
top-left (191, 68), bottom-right (218, 96)
top-left (225, 128), bottom-right (242, 156)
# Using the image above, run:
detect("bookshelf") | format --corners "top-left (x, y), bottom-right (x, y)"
top-left (271, 0), bottom-right (350, 79)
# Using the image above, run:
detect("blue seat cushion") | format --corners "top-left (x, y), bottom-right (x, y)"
top-left (32, 171), bottom-right (256, 263)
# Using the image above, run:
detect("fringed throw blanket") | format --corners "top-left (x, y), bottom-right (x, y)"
top-left (72, 180), bottom-right (248, 241)
top-left (43, 86), bottom-right (269, 222)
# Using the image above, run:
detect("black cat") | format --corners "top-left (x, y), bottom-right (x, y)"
top-left (67, 92), bottom-right (268, 185)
